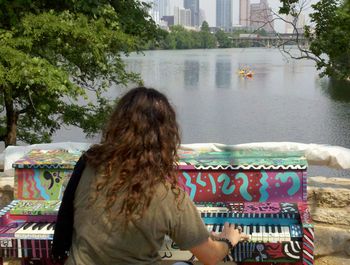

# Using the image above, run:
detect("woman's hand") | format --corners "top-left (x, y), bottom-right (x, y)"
top-left (211, 222), bottom-right (250, 246)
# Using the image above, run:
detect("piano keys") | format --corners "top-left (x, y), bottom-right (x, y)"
top-left (160, 201), bottom-right (312, 263)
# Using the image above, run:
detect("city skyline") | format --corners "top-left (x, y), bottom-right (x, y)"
top-left (146, 0), bottom-right (317, 32)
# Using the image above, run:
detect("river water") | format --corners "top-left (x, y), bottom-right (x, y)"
top-left (54, 48), bottom-right (350, 177)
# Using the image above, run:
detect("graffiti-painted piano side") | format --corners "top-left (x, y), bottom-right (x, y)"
top-left (174, 150), bottom-right (313, 265)
top-left (0, 149), bottom-right (81, 265)
top-left (13, 150), bottom-right (81, 200)
top-left (160, 240), bottom-right (305, 264)
top-left (178, 150), bottom-right (308, 203)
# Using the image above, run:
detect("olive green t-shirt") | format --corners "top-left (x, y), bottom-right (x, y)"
top-left (65, 164), bottom-right (209, 265)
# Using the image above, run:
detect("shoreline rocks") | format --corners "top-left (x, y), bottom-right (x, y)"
top-left (308, 176), bottom-right (350, 264)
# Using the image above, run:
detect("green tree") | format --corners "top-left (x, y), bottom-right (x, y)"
top-left (0, 0), bottom-right (158, 146)
top-left (305, 0), bottom-right (350, 80)
top-left (199, 21), bottom-right (216, 48)
top-left (279, 0), bottom-right (350, 80)
top-left (168, 25), bottom-right (194, 49)
top-left (215, 30), bottom-right (232, 48)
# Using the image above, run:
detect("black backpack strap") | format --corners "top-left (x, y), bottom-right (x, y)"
top-left (51, 154), bottom-right (86, 261)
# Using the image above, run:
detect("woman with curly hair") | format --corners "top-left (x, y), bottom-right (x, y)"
top-left (53, 86), bottom-right (248, 265)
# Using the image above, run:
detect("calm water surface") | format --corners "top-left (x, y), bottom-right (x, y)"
top-left (54, 48), bottom-right (350, 177)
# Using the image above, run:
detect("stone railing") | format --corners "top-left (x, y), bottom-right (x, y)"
top-left (308, 176), bottom-right (350, 265)
top-left (0, 142), bottom-right (349, 265)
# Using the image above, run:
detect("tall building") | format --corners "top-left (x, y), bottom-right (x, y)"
top-left (250, 0), bottom-right (274, 32)
top-left (239, 0), bottom-right (250, 27)
top-left (174, 6), bottom-right (191, 27)
top-left (154, 0), bottom-right (171, 21)
top-left (199, 8), bottom-right (206, 27)
top-left (216, 0), bottom-right (233, 30)
top-left (184, 0), bottom-right (200, 27)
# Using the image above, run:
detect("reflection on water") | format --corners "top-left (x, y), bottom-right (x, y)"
top-left (215, 59), bottom-right (232, 88)
top-left (321, 79), bottom-right (350, 102)
top-left (184, 60), bottom-right (199, 87)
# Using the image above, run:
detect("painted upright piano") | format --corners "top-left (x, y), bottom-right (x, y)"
top-left (161, 150), bottom-right (314, 265)
top-left (0, 149), bottom-right (314, 264)
top-left (0, 149), bottom-right (80, 264)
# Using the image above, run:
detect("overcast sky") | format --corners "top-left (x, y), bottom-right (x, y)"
top-left (168, 0), bottom-right (317, 32)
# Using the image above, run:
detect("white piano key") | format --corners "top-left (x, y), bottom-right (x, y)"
top-left (282, 226), bottom-right (291, 241)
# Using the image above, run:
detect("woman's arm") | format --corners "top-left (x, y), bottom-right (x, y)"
top-left (189, 222), bottom-right (250, 265)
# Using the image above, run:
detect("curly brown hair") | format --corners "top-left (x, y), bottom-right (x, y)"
top-left (85, 87), bottom-right (181, 223)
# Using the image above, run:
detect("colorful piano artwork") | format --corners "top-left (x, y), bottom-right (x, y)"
top-left (160, 150), bottom-right (314, 265)
top-left (0, 149), bottom-right (81, 264)
top-left (0, 149), bottom-right (314, 265)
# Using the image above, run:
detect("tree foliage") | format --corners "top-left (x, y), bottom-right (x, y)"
top-left (278, 0), bottom-right (350, 80)
top-left (305, 0), bottom-right (350, 80)
top-left (199, 21), bottom-right (217, 48)
top-left (0, 0), bottom-right (159, 146)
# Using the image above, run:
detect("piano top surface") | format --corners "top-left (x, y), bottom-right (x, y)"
top-left (11, 149), bottom-right (308, 170)
top-left (178, 150), bottom-right (307, 170)
top-left (12, 149), bottom-right (82, 169)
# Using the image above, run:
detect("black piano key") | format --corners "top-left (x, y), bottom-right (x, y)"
top-left (265, 225), bottom-right (268, 233)
top-left (256, 226), bottom-right (260, 233)
top-left (218, 213), bottom-right (222, 218)
top-left (212, 224), bottom-right (217, 232)
top-left (32, 223), bottom-right (41, 230)
top-left (23, 222), bottom-right (34, 230)
top-left (278, 225), bottom-right (282, 233)
top-left (249, 225), bottom-right (253, 234)
top-left (218, 224), bottom-right (223, 232)
top-left (47, 223), bottom-right (55, 230)
top-left (37, 222), bottom-right (48, 230)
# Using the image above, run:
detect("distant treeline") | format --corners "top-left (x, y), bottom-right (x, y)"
top-left (143, 21), bottom-right (268, 50)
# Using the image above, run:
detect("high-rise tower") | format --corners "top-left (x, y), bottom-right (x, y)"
top-left (250, 0), bottom-right (274, 32)
top-left (184, 0), bottom-right (200, 27)
top-left (157, 0), bottom-right (171, 21)
top-left (239, 0), bottom-right (250, 27)
top-left (216, 0), bottom-right (232, 30)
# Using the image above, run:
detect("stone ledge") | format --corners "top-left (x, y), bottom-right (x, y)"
top-left (308, 177), bottom-right (350, 208)
top-left (314, 223), bottom-right (350, 257)
top-left (311, 206), bottom-right (350, 226)
top-left (315, 255), bottom-right (350, 265)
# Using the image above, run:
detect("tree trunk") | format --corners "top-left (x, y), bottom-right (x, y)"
top-left (4, 88), bottom-right (18, 147)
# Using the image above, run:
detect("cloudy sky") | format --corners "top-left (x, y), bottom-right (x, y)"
top-left (168, 0), bottom-right (318, 32)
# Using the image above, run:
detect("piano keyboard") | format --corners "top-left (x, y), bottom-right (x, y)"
top-left (160, 223), bottom-right (304, 262)
top-left (0, 222), bottom-right (55, 240)
top-left (14, 222), bottom-right (56, 240)
top-left (205, 224), bottom-right (303, 242)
